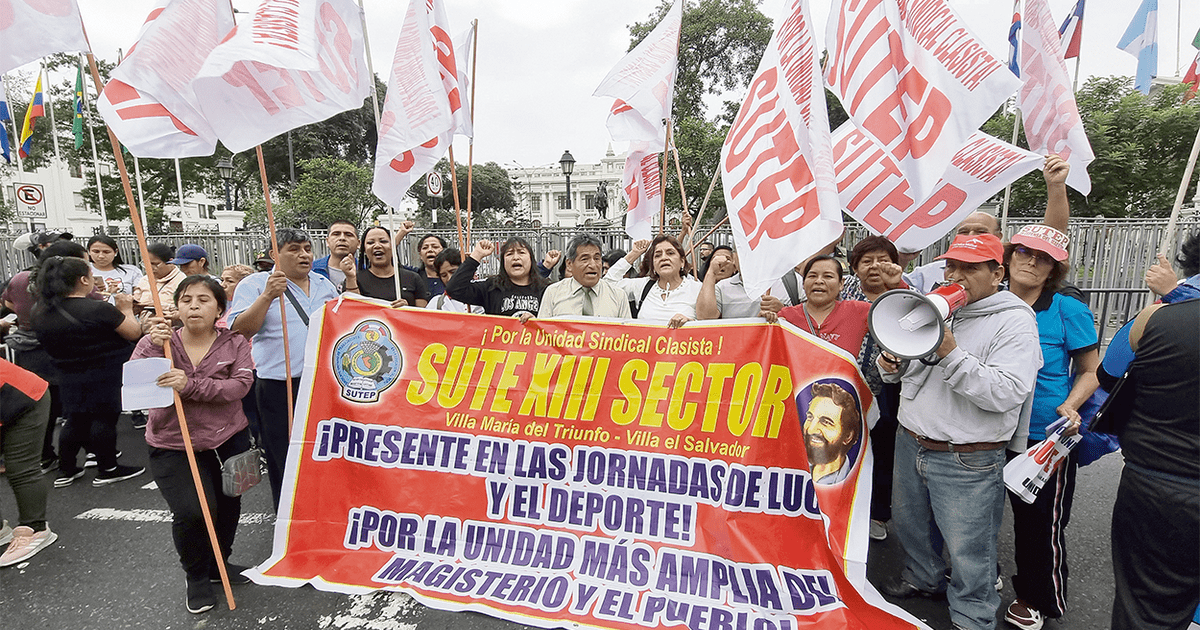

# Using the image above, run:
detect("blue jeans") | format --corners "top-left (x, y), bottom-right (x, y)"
top-left (892, 429), bottom-right (1005, 630)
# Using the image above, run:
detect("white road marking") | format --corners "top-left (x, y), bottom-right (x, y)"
top-left (75, 508), bottom-right (274, 525)
top-left (316, 592), bottom-right (421, 629)
top-left (141, 481), bottom-right (158, 490)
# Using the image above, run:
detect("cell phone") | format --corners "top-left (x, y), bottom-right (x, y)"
top-left (1, 313), bottom-right (17, 324)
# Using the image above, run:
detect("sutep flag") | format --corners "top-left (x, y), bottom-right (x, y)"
top-left (723, 0), bottom-right (843, 300)
top-left (1117, 0), bottom-right (1158, 94)
top-left (455, 23), bottom-right (476, 139)
top-left (18, 72), bottom-right (45, 159)
top-left (1008, 5), bottom-right (1022, 77)
top-left (96, 0), bottom-right (232, 158)
top-left (73, 63), bottom-right (85, 150)
top-left (193, 0), bottom-right (371, 153)
top-left (594, 0), bottom-right (681, 241)
top-left (0, 77), bottom-right (11, 164)
top-left (1058, 0), bottom-right (1086, 59)
top-left (1184, 51), bottom-right (1199, 103)
top-left (0, 0), bottom-right (89, 75)
top-left (1017, 0), bottom-right (1093, 194)
top-left (372, 0), bottom-right (466, 208)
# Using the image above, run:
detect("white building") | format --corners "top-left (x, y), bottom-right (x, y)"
top-left (507, 147), bottom-right (625, 227)
top-left (2, 161), bottom-right (245, 235)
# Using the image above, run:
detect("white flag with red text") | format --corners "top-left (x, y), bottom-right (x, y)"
top-left (1017, 0), bottom-right (1093, 195)
top-left (372, 0), bottom-right (465, 208)
top-left (722, 0), bottom-right (843, 299)
top-left (0, 0), bottom-right (89, 75)
top-left (191, 0), bottom-right (370, 153)
top-left (825, 0), bottom-right (1022, 202)
top-left (832, 123), bottom-right (1042, 252)
top-left (594, 0), bottom-right (680, 240)
top-left (95, 0), bottom-right (232, 158)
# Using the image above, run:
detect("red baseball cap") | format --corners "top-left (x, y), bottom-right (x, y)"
top-left (936, 233), bottom-right (1004, 264)
top-left (1010, 224), bottom-right (1069, 262)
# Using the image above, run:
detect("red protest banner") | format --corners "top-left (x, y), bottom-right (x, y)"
top-left (252, 296), bottom-right (928, 630)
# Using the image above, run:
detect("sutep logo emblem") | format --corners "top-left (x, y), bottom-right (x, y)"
top-left (332, 320), bottom-right (403, 403)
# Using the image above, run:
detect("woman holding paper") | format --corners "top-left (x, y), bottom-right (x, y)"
top-left (1001, 223), bottom-right (1099, 630)
top-left (132, 275), bottom-right (255, 615)
top-left (32, 255), bottom-right (144, 488)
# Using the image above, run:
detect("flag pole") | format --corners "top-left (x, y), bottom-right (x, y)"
top-left (174, 158), bottom-right (186, 216)
top-left (685, 215), bottom-right (729, 256)
top-left (465, 19), bottom-right (478, 246)
top-left (448, 146), bottom-right (464, 251)
top-left (669, 123), bottom-right (690, 230)
top-left (660, 119), bottom-right (671, 235)
top-left (6, 73), bottom-right (26, 173)
top-left (1000, 101), bottom-right (1022, 235)
top-left (81, 48), bottom-right (237, 611)
top-left (41, 65), bottom-right (62, 163)
top-left (79, 56), bottom-right (108, 231)
top-left (1162, 118), bottom-right (1200, 260)
top-left (252, 146), bottom-right (296, 436)
top-left (688, 169), bottom-right (720, 278)
top-left (133, 156), bottom-right (149, 229)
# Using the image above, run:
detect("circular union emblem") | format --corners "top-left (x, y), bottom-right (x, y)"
top-left (332, 320), bottom-right (403, 403)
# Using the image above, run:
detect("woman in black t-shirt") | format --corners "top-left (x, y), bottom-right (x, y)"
top-left (33, 255), bottom-right (145, 488)
top-left (446, 237), bottom-right (550, 317)
top-left (344, 226), bottom-right (430, 307)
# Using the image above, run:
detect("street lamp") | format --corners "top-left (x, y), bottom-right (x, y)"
top-left (216, 157), bottom-right (234, 213)
top-left (559, 150), bottom-right (575, 213)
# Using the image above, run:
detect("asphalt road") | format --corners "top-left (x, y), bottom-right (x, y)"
top-left (0, 414), bottom-right (1127, 630)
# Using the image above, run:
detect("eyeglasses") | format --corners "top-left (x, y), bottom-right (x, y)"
top-left (1012, 245), bottom-right (1056, 267)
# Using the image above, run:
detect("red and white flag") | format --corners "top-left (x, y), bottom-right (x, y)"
top-left (454, 23), bottom-right (475, 139)
top-left (372, 0), bottom-right (465, 208)
top-left (833, 123), bottom-right (1042, 252)
top-left (95, 0), bottom-right (232, 158)
top-left (1017, 0), bottom-right (1093, 194)
top-left (825, 0), bottom-right (1021, 202)
top-left (192, 0), bottom-right (371, 153)
top-left (0, 0), bottom-right (89, 75)
top-left (722, 0), bottom-right (842, 299)
top-left (594, 0), bottom-right (681, 241)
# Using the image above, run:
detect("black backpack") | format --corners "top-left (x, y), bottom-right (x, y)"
top-left (628, 278), bottom-right (656, 318)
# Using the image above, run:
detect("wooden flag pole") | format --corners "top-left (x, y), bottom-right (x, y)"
top-left (448, 146), bottom-right (464, 251)
top-left (465, 19), bottom-right (479, 245)
top-left (83, 50), bottom-right (236, 610)
top-left (685, 215), bottom-right (730, 257)
top-left (253, 146), bottom-right (295, 432)
top-left (669, 123), bottom-right (691, 235)
top-left (1162, 117), bottom-right (1200, 260)
top-left (688, 169), bottom-right (721, 278)
top-left (659, 119), bottom-right (672, 235)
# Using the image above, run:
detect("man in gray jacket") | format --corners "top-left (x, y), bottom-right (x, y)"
top-left (876, 233), bottom-right (1042, 630)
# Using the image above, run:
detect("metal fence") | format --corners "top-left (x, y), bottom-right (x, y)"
top-left (1, 218), bottom-right (1194, 348)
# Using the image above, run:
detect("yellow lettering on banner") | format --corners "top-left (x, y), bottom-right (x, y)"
top-left (469, 349), bottom-right (508, 411)
top-left (728, 363), bottom-right (764, 436)
top-left (547, 356), bottom-right (576, 419)
top-left (611, 359), bottom-right (649, 425)
top-left (666, 362), bottom-right (704, 430)
top-left (641, 362), bottom-right (677, 428)
top-left (438, 346), bottom-right (480, 407)
top-left (406, 343), bottom-right (447, 405)
top-left (563, 356), bottom-right (594, 421)
top-left (517, 354), bottom-right (560, 417)
top-left (491, 352), bottom-right (527, 414)
top-left (755, 364), bottom-right (792, 438)
top-left (581, 357), bottom-right (609, 422)
top-left (700, 363), bottom-right (735, 433)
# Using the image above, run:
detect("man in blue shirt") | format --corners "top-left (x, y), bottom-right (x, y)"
top-left (311, 220), bottom-right (360, 290)
top-left (230, 229), bottom-right (339, 510)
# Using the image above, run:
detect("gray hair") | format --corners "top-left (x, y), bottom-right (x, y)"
top-left (565, 233), bottom-right (603, 261)
top-left (275, 228), bottom-right (311, 249)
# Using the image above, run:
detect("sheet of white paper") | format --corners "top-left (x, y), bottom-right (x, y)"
top-left (122, 357), bottom-right (174, 411)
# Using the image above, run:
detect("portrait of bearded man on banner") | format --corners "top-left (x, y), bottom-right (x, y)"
top-left (799, 380), bottom-right (863, 485)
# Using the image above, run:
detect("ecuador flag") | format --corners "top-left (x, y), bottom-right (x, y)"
top-left (19, 71), bottom-right (45, 159)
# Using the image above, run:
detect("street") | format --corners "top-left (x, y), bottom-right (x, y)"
top-left (1, 414), bottom-right (1124, 630)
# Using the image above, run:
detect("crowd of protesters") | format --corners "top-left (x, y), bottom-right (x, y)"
top-left (0, 157), bottom-right (1196, 627)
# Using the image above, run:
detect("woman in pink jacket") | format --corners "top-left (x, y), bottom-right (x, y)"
top-left (132, 275), bottom-right (255, 615)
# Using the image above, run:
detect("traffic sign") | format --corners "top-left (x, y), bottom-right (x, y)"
top-left (15, 183), bottom-right (46, 219)
top-left (426, 172), bottom-right (443, 197)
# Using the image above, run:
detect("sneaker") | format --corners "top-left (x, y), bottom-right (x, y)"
top-left (870, 519), bottom-right (888, 540)
top-left (40, 457), bottom-right (59, 475)
top-left (0, 520), bottom-right (12, 546)
top-left (54, 469), bottom-right (86, 488)
top-left (83, 451), bottom-right (122, 468)
top-left (996, 575), bottom-right (1005, 592)
top-left (1004, 599), bottom-right (1044, 630)
top-left (211, 562), bottom-right (253, 585)
top-left (186, 576), bottom-right (217, 614)
top-left (131, 411), bottom-right (147, 430)
top-left (0, 525), bottom-right (58, 567)
top-left (93, 465), bottom-right (144, 486)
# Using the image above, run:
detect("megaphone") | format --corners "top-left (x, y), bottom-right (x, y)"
top-left (868, 284), bottom-right (969, 360)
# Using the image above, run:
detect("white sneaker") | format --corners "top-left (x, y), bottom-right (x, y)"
top-left (869, 519), bottom-right (888, 540)
top-left (0, 525), bottom-right (58, 567)
top-left (1004, 599), bottom-right (1044, 630)
top-left (0, 520), bottom-right (12, 546)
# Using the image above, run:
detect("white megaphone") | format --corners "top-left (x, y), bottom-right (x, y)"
top-left (868, 284), bottom-right (969, 360)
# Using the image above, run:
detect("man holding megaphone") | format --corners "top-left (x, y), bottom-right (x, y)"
top-left (873, 233), bottom-right (1042, 630)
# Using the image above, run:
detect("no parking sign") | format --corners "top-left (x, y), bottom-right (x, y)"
top-left (14, 183), bottom-right (46, 218)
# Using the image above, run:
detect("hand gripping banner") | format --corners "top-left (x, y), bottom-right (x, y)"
top-left (251, 295), bottom-right (929, 630)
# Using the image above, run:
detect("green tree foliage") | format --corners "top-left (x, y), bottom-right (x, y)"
top-left (628, 0), bottom-right (772, 222)
top-left (406, 159), bottom-right (517, 228)
top-left (277, 157), bottom-right (382, 229)
top-left (981, 77), bottom-right (1199, 219)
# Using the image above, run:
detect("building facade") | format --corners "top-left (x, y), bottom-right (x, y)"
top-left (507, 146), bottom-right (625, 228)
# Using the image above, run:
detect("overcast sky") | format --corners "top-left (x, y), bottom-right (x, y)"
top-left (23, 0), bottom-right (1200, 170)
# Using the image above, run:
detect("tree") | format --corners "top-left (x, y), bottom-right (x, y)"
top-left (287, 157), bottom-right (382, 229)
top-left (405, 159), bottom-right (517, 228)
top-left (627, 0), bottom-right (773, 223)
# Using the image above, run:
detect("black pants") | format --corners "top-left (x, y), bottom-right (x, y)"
top-left (149, 429), bottom-right (249, 581)
top-left (256, 378), bottom-right (301, 511)
top-left (1111, 464), bottom-right (1200, 630)
top-left (1008, 443), bottom-right (1077, 618)
top-left (870, 382), bottom-right (900, 522)
top-left (40, 384), bottom-right (62, 461)
top-left (60, 411), bottom-right (119, 474)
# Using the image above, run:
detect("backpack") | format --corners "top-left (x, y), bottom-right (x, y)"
top-left (628, 279), bottom-right (656, 318)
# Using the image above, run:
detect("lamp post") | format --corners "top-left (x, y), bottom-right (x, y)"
top-left (216, 157), bottom-right (234, 214)
top-left (559, 150), bottom-right (575, 214)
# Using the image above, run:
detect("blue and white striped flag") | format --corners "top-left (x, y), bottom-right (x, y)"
top-left (0, 76), bottom-right (11, 164)
top-left (1117, 0), bottom-right (1157, 94)
top-left (1008, 6), bottom-right (1022, 77)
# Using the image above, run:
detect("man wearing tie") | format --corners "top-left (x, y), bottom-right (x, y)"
top-left (537, 234), bottom-right (630, 319)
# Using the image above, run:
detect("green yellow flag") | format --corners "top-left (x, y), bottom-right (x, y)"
top-left (73, 63), bottom-right (84, 150)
